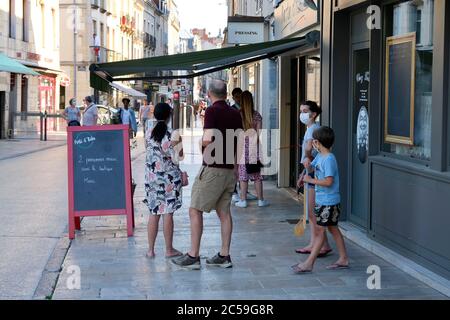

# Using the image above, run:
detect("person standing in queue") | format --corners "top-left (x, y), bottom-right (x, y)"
top-left (172, 80), bottom-right (243, 270)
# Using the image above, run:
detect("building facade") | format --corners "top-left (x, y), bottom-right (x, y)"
top-left (1, 0), bottom-right (62, 139)
top-left (226, 0), bottom-right (321, 186)
top-left (226, 0), bottom-right (450, 282)
top-left (60, 0), bottom-right (168, 108)
top-left (141, 0), bottom-right (170, 103)
top-left (320, 0), bottom-right (450, 280)
top-left (191, 28), bottom-right (227, 102)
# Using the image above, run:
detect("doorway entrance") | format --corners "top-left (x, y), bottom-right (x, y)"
top-left (349, 45), bottom-right (370, 228)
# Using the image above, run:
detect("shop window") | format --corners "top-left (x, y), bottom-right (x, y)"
top-left (382, 0), bottom-right (434, 161)
top-left (306, 56), bottom-right (321, 105)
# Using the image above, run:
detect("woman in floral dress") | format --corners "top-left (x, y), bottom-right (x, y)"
top-left (144, 103), bottom-right (183, 258)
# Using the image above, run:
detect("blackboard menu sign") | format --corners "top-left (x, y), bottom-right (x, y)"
top-left (384, 33), bottom-right (416, 146)
top-left (67, 125), bottom-right (134, 239)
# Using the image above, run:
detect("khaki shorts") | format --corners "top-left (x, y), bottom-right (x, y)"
top-left (191, 166), bottom-right (236, 213)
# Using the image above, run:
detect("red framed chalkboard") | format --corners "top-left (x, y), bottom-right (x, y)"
top-left (67, 125), bottom-right (134, 239)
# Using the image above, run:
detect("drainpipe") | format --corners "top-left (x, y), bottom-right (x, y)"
top-left (73, 0), bottom-right (77, 102)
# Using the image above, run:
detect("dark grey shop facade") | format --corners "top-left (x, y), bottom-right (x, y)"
top-left (319, 0), bottom-right (450, 279)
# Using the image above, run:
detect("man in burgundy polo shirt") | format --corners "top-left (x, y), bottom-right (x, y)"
top-left (172, 80), bottom-right (243, 270)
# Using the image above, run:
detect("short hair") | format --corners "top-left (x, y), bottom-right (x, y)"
top-left (69, 98), bottom-right (76, 105)
top-left (313, 126), bottom-right (335, 149)
top-left (208, 80), bottom-right (227, 99)
top-left (232, 88), bottom-right (242, 97)
top-left (122, 98), bottom-right (131, 103)
top-left (85, 96), bottom-right (93, 103)
top-left (301, 100), bottom-right (321, 118)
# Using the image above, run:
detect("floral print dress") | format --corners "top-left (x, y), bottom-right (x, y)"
top-left (144, 129), bottom-right (182, 215)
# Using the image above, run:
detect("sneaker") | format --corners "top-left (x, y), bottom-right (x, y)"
top-left (247, 192), bottom-right (258, 200)
top-left (206, 253), bottom-right (233, 268)
top-left (171, 253), bottom-right (201, 270)
top-left (235, 200), bottom-right (248, 208)
top-left (232, 193), bottom-right (240, 203)
top-left (258, 200), bottom-right (270, 207)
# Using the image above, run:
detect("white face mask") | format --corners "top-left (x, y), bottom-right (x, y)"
top-left (299, 113), bottom-right (311, 125)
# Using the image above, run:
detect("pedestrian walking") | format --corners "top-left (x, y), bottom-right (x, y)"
top-left (144, 102), bottom-right (185, 259)
top-left (119, 98), bottom-right (138, 144)
top-left (292, 126), bottom-right (349, 273)
top-left (82, 96), bottom-right (98, 126)
top-left (234, 91), bottom-right (269, 208)
top-left (139, 99), bottom-right (152, 136)
top-left (296, 101), bottom-right (332, 257)
top-left (63, 98), bottom-right (81, 126)
top-left (172, 80), bottom-right (243, 270)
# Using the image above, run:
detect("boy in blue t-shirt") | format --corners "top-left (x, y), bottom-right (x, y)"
top-left (292, 126), bottom-right (349, 273)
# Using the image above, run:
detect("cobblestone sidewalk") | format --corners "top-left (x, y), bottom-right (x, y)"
top-left (52, 135), bottom-right (447, 300)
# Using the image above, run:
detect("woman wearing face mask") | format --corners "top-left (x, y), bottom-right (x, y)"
top-left (296, 101), bottom-right (332, 257)
top-left (144, 103), bottom-right (184, 259)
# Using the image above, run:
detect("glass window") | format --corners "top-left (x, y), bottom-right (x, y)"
top-left (306, 55), bottom-right (321, 105)
top-left (382, 0), bottom-right (434, 161)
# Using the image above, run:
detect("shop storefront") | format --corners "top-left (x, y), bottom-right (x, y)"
top-left (275, 0), bottom-right (321, 188)
top-left (321, 0), bottom-right (450, 278)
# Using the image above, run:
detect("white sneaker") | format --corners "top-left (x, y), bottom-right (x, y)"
top-left (247, 193), bottom-right (258, 200)
top-left (258, 200), bottom-right (269, 207)
top-left (232, 193), bottom-right (240, 203)
top-left (235, 200), bottom-right (248, 208)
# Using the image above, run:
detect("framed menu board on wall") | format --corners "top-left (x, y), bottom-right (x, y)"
top-left (384, 33), bottom-right (416, 146)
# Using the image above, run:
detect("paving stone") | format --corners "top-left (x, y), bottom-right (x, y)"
top-left (49, 135), bottom-right (448, 300)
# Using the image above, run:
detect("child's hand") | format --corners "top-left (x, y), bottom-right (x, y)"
top-left (303, 175), bottom-right (313, 184)
top-left (297, 172), bottom-right (305, 188)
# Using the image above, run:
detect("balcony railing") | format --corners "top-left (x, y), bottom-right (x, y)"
top-left (143, 33), bottom-right (157, 49)
top-left (91, 47), bottom-right (123, 63)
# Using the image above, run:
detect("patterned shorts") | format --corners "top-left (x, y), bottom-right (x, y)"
top-left (314, 204), bottom-right (341, 227)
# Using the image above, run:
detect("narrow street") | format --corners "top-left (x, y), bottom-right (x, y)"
top-left (48, 133), bottom-right (446, 300)
top-left (0, 140), bottom-right (68, 299)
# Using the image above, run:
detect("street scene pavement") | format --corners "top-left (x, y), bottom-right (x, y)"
top-left (0, 139), bottom-right (68, 299)
top-left (43, 131), bottom-right (446, 300)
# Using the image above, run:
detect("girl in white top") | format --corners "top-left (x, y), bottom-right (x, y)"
top-left (296, 101), bottom-right (332, 257)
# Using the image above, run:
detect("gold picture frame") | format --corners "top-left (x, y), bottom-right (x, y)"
top-left (384, 32), bottom-right (416, 146)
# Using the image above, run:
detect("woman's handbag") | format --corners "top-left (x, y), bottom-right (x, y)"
top-left (245, 161), bottom-right (263, 174)
top-left (181, 171), bottom-right (189, 187)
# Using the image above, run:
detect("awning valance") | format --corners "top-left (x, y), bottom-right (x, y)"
top-left (0, 53), bottom-right (40, 76)
top-left (110, 82), bottom-right (147, 98)
top-left (90, 30), bottom-right (320, 92)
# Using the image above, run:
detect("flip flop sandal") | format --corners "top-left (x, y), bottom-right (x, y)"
top-left (295, 248), bottom-right (311, 254)
top-left (326, 263), bottom-right (349, 270)
top-left (292, 265), bottom-right (313, 274)
top-left (165, 251), bottom-right (183, 259)
top-left (318, 249), bottom-right (333, 258)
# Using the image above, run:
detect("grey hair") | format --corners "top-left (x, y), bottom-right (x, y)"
top-left (208, 80), bottom-right (227, 99)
